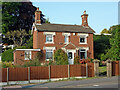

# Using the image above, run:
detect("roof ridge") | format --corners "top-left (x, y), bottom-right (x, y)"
top-left (42, 23), bottom-right (83, 27)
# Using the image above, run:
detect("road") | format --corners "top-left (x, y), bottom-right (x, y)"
top-left (21, 76), bottom-right (119, 88)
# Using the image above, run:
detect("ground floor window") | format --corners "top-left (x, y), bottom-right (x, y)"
top-left (80, 49), bottom-right (87, 59)
top-left (25, 51), bottom-right (31, 60)
top-left (46, 49), bottom-right (53, 60)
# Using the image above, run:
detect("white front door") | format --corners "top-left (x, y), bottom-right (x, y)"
top-left (68, 51), bottom-right (74, 64)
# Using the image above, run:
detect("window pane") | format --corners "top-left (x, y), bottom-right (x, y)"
top-left (80, 52), bottom-right (85, 59)
top-left (80, 37), bottom-right (85, 43)
top-left (64, 35), bottom-right (68, 43)
top-left (46, 50), bottom-right (53, 60)
top-left (46, 35), bottom-right (53, 42)
top-left (68, 52), bottom-right (72, 59)
top-left (25, 51), bottom-right (31, 60)
top-left (80, 49), bottom-right (85, 51)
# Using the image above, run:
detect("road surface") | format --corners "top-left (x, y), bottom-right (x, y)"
top-left (21, 76), bottom-right (119, 88)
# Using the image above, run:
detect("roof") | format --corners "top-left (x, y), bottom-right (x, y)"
top-left (62, 43), bottom-right (78, 49)
top-left (35, 23), bottom-right (95, 33)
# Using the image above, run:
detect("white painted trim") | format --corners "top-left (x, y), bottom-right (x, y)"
top-left (62, 32), bottom-right (71, 36)
top-left (44, 32), bottom-right (56, 36)
top-left (67, 49), bottom-right (76, 53)
top-left (67, 49), bottom-right (76, 64)
top-left (77, 33), bottom-right (88, 37)
top-left (45, 42), bottom-right (54, 44)
top-left (45, 34), bottom-right (54, 44)
top-left (43, 47), bottom-right (56, 50)
top-left (16, 49), bottom-right (40, 51)
top-left (79, 35), bottom-right (87, 44)
top-left (79, 47), bottom-right (89, 51)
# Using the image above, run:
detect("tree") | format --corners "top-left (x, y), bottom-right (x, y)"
top-left (2, 2), bottom-right (46, 45)
top-left (54, 49), bottom-right (68, 65)
top-left (2, 2), bottom-right (46, 34)
top-left (5, 30), bottom-right (28, 47)
top-left (103, 25), bottom-right (120, 60)
top-left (2, 2), bottom-right (21, 34)
top-left (93, 35), bottom-right (110, 60)
top-left (24, 36), bottom-right (33, 49)
top-left (100, 28), bottom-right (109, 34)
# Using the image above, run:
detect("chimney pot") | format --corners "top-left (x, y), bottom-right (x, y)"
top-left (37, 7), bottom-right (39, 11)
top-left (84, 10), bottom-right (86, 14)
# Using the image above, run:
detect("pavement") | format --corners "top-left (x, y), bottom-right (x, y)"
top-left (2, 76), bottom-right (119, 89)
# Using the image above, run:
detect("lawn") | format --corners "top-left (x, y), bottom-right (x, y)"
top-left (99, 66), bottom-right (107, 76)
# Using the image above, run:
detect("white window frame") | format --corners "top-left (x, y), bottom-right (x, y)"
top-left (64, 35), bottom-right (69, 44)
top-left (45, 34), bottom-right (54, 44)
top-left (62, 33), bottom-right (70, 44)
top-left (24, 51), bottom-right (31, 60)
top-left (46, 49), bottom-right (53, 61)
top-left (79, 35), bottom-right (87, 44)
top-left (78, 33), bottom-right (88, 44)
top-left (43, 47), bottom-right (56, 61)
top-left (80, 49), bottom-right (87, 59)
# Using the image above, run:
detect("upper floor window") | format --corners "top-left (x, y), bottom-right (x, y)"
top-left (46, 34), bottom-right (53, 43)
top-left (62, 33), bottom-right (70, 44)
top-left (25, 51), bottom-right (31, 60)
top-left (78, 33), bottom-right (88, 44)
top-left (80, 35), bottom-right (87, 44)
top-left (64, 35), bottom-right (69, 44)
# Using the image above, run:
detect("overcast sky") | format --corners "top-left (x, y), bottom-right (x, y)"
top-left (32, 2), bottom-right (118, 34)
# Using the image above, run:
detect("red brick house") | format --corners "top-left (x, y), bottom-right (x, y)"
top-left (14, 8), bottom-right (95, 65)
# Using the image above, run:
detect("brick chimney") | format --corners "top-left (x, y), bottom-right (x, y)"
top-left (35, 7), bottom-right (41, 25)
top-left (81, 10), bottom-right (88, 27)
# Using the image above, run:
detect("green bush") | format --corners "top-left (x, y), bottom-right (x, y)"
top-left (23, 59), bottom-right (42, 67)
top-left (22, 51), bottom-right (43, 67)
top-left (2, 61), bottom-right (14, 68)
top-left (2, 49), bottom-right (14, 62)
top-left (74, 56), bottom-right (80, 64)
top-left (54, 49), bottom-right (68, 65)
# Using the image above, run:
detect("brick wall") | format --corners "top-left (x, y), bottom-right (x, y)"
top-left (14, 51), bottom-right (38, 65)
top-left (33, 31), bottom-right (94, 60)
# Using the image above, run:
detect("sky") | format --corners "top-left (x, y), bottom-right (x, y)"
top-left (32, 2), bottom-right (118, 34)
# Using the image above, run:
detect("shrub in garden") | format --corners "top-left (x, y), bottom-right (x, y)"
top-left (79, 58), bottom-right (91, 64)
top-left (2, 49), bottom-right (14, 62)
top-left (23, 59), bottom-right (42, 67)
top-left (54, 49), bottom-right (68, 65)
top-left (2, 61), bottom-right (14, 68)
top-left (23, 51), bottom-right (43, 67)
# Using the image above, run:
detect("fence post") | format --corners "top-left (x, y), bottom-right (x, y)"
top-left (28, 67), bottom-right (30, 83)
top-left (68, 64), bottom-right (70, 79)
top-left (86, 63), bottom-right (88, 78)
top-left (93, 59), bottom-right (100, 77)
top-left (106, 60), bottom-right (112, 77)
top-left (7, 68), bottom-right (9, 85)
top-left (49, 65), bottom-right (51, 81)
